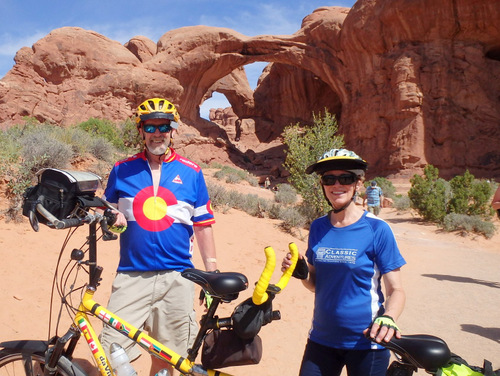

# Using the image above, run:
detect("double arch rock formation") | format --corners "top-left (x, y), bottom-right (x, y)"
top-left (0, 1), bottom-right (499, 178)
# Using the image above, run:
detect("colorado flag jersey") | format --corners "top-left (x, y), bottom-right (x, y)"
top-left (104, 150), bottom-right (215, 272)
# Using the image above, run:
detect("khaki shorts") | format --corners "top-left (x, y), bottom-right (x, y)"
top-left (99, 270), bottom-right (198, 361)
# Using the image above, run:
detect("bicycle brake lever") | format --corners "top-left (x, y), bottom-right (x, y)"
top-left (101, 218), bottom-right (118, 241)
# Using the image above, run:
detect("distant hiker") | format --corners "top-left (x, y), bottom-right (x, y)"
top-left (363, 180), bottom-right (384, 216)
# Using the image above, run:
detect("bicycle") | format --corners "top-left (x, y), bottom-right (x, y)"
top-left (0, 170), bottom-right (299, 376)
top-left (370, 328), bottom-right (499, 375)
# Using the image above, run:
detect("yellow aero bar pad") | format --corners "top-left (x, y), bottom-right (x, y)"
top-left (252, 243), bottom-right (299, 305)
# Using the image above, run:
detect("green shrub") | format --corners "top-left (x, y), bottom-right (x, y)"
top-left (283, 110), bottom-right (344, 218)
top-left (76, 118), bottom-right (124, 149)
top-left (408, 165), bottom-right (449, 222)
top-left (408, 165), bottom-right (497, 237)
top-left (448, 171), bottom-right (494, 219)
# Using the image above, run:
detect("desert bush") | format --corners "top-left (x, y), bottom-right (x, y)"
top-left (283, 110), bottom-right (344, 218)
top-left (237, 194), bottom-right (268, 217)
top-left (1, 120), bottom-right (117, 220)
top-left (296, 201), bottom-right (324, 226)
top-left (274, 184), bottom-right (298, 205)
top-left (20, 129), bottom-right (73, 171)
top-left (278, 206), bottom-right (307, 233)
top-left (267, 203), bottom-right (282, 220)
top-left (393, 195), bottom-right (411, 211)
top-left (120, 118), bottom-right (142, 149)
top-left (212, 165), bottom-right (258, 186)
top-left (442, 213), bottom-right (496, 239)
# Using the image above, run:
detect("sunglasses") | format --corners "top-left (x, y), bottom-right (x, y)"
top-left (320, 174), bottom-right (358, 186)
top-left (142, 123), bottom-right (172, 134)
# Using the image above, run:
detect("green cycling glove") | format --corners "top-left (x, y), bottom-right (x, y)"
top-left (199, 289), bottom-right (213, 308)
top-left (109, 225), bottom-right (127, 233)
top-left (373, 315), bottom-right (399, 332)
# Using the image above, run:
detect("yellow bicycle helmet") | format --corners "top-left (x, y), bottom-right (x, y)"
top-left (135, 98), bottom-right (180, 129)
top-left (306, 148), bottom-right (368, 176)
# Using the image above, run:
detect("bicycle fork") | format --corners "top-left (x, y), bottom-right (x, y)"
top-left (44, 326), bottom-right (81, 376)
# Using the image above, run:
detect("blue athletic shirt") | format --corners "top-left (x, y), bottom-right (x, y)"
top-left (103, 149), bottom-right (215, 272)
top-left (305, 211), bottom-right (405, 350)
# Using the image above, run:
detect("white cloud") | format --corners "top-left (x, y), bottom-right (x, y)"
top-left (0, 31), bottom-right (47, 57)
top-left (199, 3), bottom-right (300, 36)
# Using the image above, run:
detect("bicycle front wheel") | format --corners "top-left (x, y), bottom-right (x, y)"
top-left (0, 348), bottom-right (83, 376)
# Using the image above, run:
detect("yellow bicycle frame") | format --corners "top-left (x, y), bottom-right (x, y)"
top-left (73, 242), bottom-right (299, 376)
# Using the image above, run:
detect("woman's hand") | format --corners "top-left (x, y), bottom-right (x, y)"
top-left (363, 315), bottom-right (401, 343)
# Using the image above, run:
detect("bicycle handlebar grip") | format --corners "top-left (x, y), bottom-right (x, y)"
top-left (56, 218), bottom-right (83, 229)
top-left (36, 202), bottom-right (82, 229)
top-left (252, 246), bottom-right (276, 305)
top-left (275, 242), bottom-right (299, 291)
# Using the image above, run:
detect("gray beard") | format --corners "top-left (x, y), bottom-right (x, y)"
top-left (146, 143), bottom-right (168, 155)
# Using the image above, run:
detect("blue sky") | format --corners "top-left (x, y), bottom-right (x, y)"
top-left (0, 0), bottom-right (355, 118)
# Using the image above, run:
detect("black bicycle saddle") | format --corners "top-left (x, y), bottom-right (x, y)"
top-left (182, 269), bottom-right (248, 300)
top-left (384, 334), bottom-right (451, 371)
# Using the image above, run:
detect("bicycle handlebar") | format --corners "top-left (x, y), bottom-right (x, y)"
top-left (252, 242), bottom-right (299, 305)
top-left (36, 200), bottom-right (82, 229)
top-left (35, 195), bottom-right (116, 230)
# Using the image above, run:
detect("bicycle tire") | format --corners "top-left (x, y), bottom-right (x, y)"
top-left (0, 348), bottom-right (86, 376)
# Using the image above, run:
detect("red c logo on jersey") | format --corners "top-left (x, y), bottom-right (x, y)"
top-left (133, 186), bottom-right (177, 231)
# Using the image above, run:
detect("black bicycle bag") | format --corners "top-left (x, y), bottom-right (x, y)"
top-left (22, 168), bottom-right (102, 226)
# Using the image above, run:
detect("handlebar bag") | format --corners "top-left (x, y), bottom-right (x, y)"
top-left (231, 297), bottom-right (273, 339)
top-left (22, 168), bottom-right (102, 224)
top-left (201, 328), bottom-right (262, 369)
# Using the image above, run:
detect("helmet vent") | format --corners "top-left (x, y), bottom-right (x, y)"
top-left (158, 100), bottom-right (165, 110)
top-left (148, 100), bottom-right (155, 109)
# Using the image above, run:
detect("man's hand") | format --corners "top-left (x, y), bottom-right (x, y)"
top-left (199, 289), bottom-right (213, 309)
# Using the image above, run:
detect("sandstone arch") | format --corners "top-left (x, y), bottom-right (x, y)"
top-left (0, 2), bottom-right (499, 179)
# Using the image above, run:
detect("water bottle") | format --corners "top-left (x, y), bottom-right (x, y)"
top-left (155, 369), bottom-right (170, 376)
top-left (109, 343), bottom-right (137, 376)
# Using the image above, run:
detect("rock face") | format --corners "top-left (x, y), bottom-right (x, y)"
top-left (0, 0), bottom-right (499, 179)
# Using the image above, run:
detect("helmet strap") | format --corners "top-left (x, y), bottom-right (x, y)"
top-left (331, 196), bottom-right (355, 213)
top-left (323, 180), bottom-right (359, 214)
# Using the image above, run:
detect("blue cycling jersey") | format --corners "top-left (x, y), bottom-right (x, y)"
top-left (104, 149), bottom-right (215, 272)
top-left (306, 211), bottom-right (405, 350)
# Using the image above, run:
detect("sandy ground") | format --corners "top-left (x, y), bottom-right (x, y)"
top-left (1, 192), bottom-right (499, 375)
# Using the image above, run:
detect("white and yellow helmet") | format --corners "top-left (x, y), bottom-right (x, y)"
top-left (306, 148), bottom-right (368, 177)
